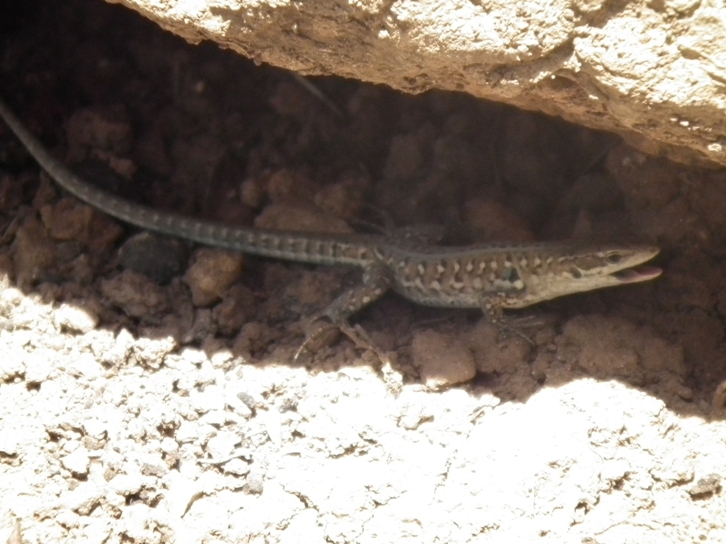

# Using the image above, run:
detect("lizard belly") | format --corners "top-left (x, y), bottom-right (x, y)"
top-left (391, 281), bottom-right (483, 308)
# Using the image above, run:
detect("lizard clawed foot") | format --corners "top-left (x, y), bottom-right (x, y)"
top-left (495, 323), bottom-right (535, 346)
top-left (338, 322), bottom-right (390, 362)
top-left (293, 317), bottom-right (341, 362)
top-left (293, 317), bottom-right (389, 363)
top-left (489, 314), bottom-right (553, 346)
top-left (501, 313), bottom-right (552, 329)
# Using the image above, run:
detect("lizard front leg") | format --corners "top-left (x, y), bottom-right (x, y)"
top-left (480, 290), bottom-right (519, 324)
top-left (480, 291), bottom-right (546, 344)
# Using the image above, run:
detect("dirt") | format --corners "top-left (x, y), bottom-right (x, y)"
top-left (0, 0), bottom-right (725, 542)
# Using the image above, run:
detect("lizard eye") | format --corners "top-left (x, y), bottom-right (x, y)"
top-left (605, 252), bottom-right (623, 264)
top-left (570, 267), bottom-right (582, 279)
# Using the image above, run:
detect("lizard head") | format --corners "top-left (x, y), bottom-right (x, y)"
top-left (547, 243), bottom-right (662, 295)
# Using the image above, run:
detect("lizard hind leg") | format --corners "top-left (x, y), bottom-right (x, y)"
top-left (293, 264), bottom-right (392, 361)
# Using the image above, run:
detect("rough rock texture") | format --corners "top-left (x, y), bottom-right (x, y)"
top-left (110, 0), bottom-right (726, 168)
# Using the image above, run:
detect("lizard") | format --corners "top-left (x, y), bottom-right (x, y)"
top-left (0, 95), bottom-right (662, 349)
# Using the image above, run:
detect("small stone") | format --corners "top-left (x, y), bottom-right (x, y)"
top-left (213, 284), bottom-right (257, 336)
top-left (243, 470), bottom-right (264, 495)
top-left (462, 198), bottom-right (534, 243)
top-left (313, 171), bottom-right (369, 220)
top-left (0, 347), bottom-right (27, 381)
top-left (81, 418), bottom-right (107, 440)
top-left (54, 303), bottom-right (99, 334)
top-left (109, 473), bottom-right (143, 496)
top-left (12, 214), bottom-right (56, 285)
top-left (25, 350), bottom-right (57, 384)
top-left (62, 447), bottom-right (91, 476)
top-left (688, 474), bottom-right (722, 498)
top-left (0, 430), bottom-right (19, 456)
top-left (411, 329), bottom-right (476, 389)
top-left (206, 431), bottom-right (240, 459)
top-left (65, 105), bottom-right (132, 158)
top-left (183, 248), bottom-right (244, 307)
top-left (40, 197), bottom-right (95, 242)
top-left (118, 232), bottom-right (189, 285)
top-left (64, 483), bottom-right (103, 515)
top-left (191, 385), bottom-right (226, 413)
top-left (224, 458), bottom-right (251, 476)
top-left (100, 270), bottom-right (170, 318)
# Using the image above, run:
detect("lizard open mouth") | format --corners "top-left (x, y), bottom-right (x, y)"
top-left (612, 267), bottom-right (662, 283)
